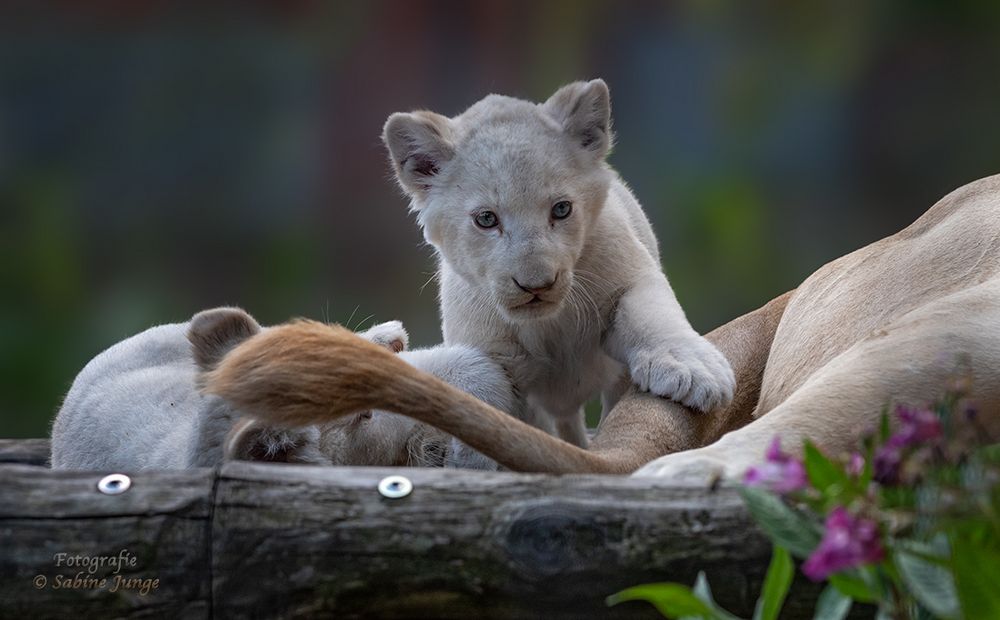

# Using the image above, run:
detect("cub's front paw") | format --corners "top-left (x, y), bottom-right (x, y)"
top-left (357, 320), bottom-right (408, 353)
top-left (628, 337), bottom-right (735, 412)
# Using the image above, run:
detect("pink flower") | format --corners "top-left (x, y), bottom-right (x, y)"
top-left (802, 507), bottom-right (884, 581)
top-left (846, 453), bottom-right (865, 477)
top-left (895, 405), bottom-right (942, 445)
top-left (874, 406), bottom-right (942, 484)
top-left (873, 442), bottom-right (903, 484)
top-left (743, 437), bottom-right (807, 494)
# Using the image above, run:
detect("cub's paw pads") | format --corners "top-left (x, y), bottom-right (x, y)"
top-left (629, 349), bottom-right (693, 402)
top-left (629, 339), bottom-right (735, 412)
top-left (358, 320), bottom-right (408, 353)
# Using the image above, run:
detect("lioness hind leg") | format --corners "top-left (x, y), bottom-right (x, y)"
top-left (633, 277), bottom-right (1000, 481)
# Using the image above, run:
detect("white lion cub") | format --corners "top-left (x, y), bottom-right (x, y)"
top-left (51, 308), bottom-right (512, 470)
top-left (382, 79), bottom-right (735, 447)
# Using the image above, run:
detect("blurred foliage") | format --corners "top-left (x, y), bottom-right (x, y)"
top-left (2, 1), bottom-right (1000, 437)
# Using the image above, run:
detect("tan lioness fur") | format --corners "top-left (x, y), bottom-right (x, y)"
top-left (204, 174), bottom-right (1000, 478)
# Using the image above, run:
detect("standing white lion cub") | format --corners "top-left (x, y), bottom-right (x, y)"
top-left (382, 79), bottom-right (735, 447)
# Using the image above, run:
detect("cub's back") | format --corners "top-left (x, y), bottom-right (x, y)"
top-left (51, 323), bottom-right (205, 469)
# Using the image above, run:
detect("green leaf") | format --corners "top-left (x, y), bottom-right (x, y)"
top-left (753, 546), bottom-right (793, 620)
top-left (692, 571), bottom-right (714, 603)
top-left (860, 436), bottom-right (875, 489)
top-left (879, 409), bottom-right (891, 443)
top-left (913, 605), bottom-right (937, 620)
top-left (895, 548), bottom-right (960, 619)
top-left (812, 585), bottom-right (852, 620)
top-left (691, 572), bottom-right (741, 620)
top-left (951, 532), bottom-right (1000, 620)
top-left (607, 583), bottom-right (715, 618)
top-left (803, 442), bottom-right (849, 499)
top-left (828, 573), bottom-right (879, 604)
top-left (894, 538), bottom-right (950, 567)
top-left (739, 486), bottom-right (821, 559)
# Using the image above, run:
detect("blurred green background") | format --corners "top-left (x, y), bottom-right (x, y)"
top-left (3, 1), bottom-right (1000, 438)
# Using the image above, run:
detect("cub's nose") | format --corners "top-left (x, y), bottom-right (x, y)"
top-left (513, 273), bottom-right (559, 295)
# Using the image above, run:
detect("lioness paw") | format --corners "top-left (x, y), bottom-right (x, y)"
top-left (358, 320), bottom-right (408, 353)
top-left (632, 451), bottom-right (733, 483)
top-left (628, 337), bottom-right (735, 412)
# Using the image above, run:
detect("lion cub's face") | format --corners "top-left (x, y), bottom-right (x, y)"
top-left (383, 80), bottom-right (614, 323)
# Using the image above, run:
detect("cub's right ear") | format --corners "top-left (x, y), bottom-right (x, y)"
top-left (188, 307), bottom-right (262, 372)
top-left (382, 111), bottom-right (455, 198)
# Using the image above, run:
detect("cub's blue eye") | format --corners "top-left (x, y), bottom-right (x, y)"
top-left (551, 200), bottom-right (573, 220)
top-left (474, 211), bottom-right (499, 229)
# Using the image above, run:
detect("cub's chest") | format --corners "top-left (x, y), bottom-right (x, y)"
top-left (515, 314), bottom-right (602, 359)
top-left (508, 319), bottom-right (611, 390)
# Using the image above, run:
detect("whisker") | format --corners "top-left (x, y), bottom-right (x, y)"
top-left (345, 305), bottom-right (361, 330)
top-left (419, 270), bottom-right (440, 295)
top-left (353, 313), bottom-right (376, 331)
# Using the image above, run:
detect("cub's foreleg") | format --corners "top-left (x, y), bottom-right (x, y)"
top-left (604, 270), bottom-right (735, 413)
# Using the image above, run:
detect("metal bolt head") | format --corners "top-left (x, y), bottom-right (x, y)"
top-left (97, 473), bottom-right (131, 495)
top-left (377, 475), bottom-right (412, 499)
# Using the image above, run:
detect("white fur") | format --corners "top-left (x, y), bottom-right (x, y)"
top-left (383, 80), bottom-right (735, 446)
top-left (52, 321), bottom-right (236, 470)
top-left (50, 310), bottom-right (510, 470)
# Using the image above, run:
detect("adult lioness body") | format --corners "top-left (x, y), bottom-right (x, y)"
top-left (206, 174), bottom-right (1000, 479)
top-left (382, 80), bottom-right (734, 446)
top-left (636, 172), bottom-right (1000, 478)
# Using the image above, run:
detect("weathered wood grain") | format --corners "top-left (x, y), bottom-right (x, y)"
top-left (0, 438), bottom-right (51, 466)
top-left (0, 442), bottom-right (844, 619)
top-left (0, 464), bottom-right (214, 620)
top-left (211, 462), bottom-right (825, 619)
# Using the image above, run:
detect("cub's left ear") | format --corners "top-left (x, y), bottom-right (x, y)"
top-left (188, 307), bottom-right (262, 372)
top-left (543, 79), bottom-right (613, 160)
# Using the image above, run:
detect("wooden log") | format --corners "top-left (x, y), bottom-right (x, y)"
top-left (0, 463), bottom-right (214, 619)
top-left (0, 438), bottom-right (51, 466)
top-left (1, 442), bottom-right (843, 618)
top-left (211, 462), bottom-right (826, 619)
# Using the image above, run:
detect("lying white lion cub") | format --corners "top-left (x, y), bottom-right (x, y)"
top-left (51, 309), bottom-right (511, 470)
top-left (382, 79), bottom-right (734, 447)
